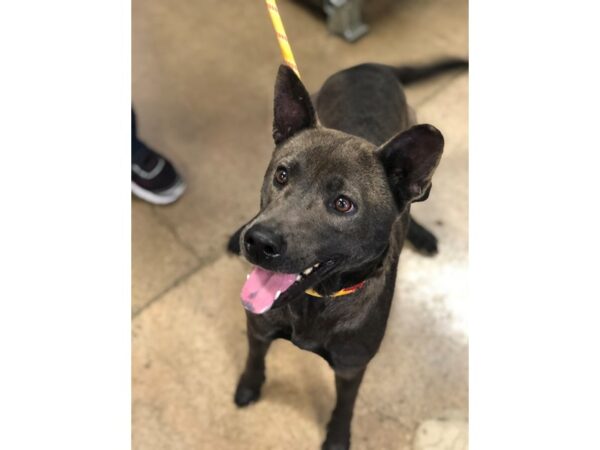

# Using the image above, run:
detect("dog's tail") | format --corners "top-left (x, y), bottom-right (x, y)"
top-left (393, 58), bottom-right (468, 86)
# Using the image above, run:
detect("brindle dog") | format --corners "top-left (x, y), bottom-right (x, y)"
top-left (228, 59), bottom-right (467, 450)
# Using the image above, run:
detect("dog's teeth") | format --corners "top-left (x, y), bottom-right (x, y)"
top-left (296, 275), bottom-right (301, 281)
top-left (275, 290), bottom-right (281, 300)
top-left (314, 262), bottom-right (320, 268)
top-left (303, 267), bottom-right (313, 276)
top-left (246, 274), bottom-right (250, 280)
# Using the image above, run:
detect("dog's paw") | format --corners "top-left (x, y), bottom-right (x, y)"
top-left (234, 384), bottom-right (261, 407)
top-left (234, 372), bottom-right (265, 407)
top-left (407, 219), bottom-right (439, 256)
top-left (227, 226), bottom-right (243, 255)
top-left (410, 229), bottom-right (438, 256)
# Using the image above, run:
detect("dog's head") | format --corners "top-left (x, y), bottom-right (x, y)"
top-left (238, 65), bottom-right (443, 313)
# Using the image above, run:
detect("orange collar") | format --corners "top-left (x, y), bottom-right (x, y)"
top-left (305, 281), bottom-right (366, 298)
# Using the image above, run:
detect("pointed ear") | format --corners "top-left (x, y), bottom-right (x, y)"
top-left (273, 64), bottom-right (317, 145)
top-left (378, 124), bottom-right (444, 208)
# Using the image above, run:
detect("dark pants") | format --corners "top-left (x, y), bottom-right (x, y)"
top-left (131, 108), bottom-right (144, 163)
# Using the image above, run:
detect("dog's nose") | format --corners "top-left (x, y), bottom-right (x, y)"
top-left (244, 225), bottom-right (285, 260)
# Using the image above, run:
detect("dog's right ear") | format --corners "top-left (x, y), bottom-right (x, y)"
top-left (273, 64), bottom-right (317, 145)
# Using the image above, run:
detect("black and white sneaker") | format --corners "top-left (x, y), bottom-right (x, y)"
top-left (132, 142), bottom-right (186, 205)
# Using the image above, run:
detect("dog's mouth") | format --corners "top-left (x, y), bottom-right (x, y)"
top-left (240, 259), bottom-right (336, 314)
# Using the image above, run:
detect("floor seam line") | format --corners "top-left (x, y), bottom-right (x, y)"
top-left (132, 252), bottom-right (224, 320)
top-left (150, 205), bottom-right (203, 262)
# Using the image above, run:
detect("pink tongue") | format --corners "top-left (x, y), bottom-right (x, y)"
top-left (241, 266), bottom-right (297, 314)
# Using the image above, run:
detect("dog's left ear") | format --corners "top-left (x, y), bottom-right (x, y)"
top-left (377, 124), bottom-right (444, 208)
top-left (273, 64), bottom-right (317, 145)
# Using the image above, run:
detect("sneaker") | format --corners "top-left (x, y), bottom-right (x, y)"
top-left (132, 142), bottom-right (186, 205)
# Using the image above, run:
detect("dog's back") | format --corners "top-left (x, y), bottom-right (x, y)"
top-left (316, 64), bottom-right (412, 145)
top-left (316, 59), bottom-right (468, 146)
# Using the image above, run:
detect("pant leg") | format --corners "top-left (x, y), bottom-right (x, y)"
top-left (131, 108), bottom-right (144, 162)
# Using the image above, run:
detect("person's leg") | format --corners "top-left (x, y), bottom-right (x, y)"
top-left (132, 108), bottom-right (142, 160)
top-left (131, 108), bottom-right (186, 205)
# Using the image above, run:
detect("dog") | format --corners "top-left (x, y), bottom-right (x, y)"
top-left (227, 58), bottom-right (467, 450)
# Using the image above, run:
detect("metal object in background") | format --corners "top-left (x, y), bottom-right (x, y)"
top-left (324, 0), bottom-right (368, 42)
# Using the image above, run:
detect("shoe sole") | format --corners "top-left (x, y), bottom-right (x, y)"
top-left (131, 178), bottom-right (187, 205)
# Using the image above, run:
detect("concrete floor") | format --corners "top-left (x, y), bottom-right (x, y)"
top-left (132, 0), bottom-right (468, 449)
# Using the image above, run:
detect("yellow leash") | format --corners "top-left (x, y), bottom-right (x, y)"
top-left (264, 0), bottom-right (300, 77)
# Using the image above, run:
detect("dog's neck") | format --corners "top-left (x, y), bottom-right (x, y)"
top-left (311, 244), bottom-right (390, 297)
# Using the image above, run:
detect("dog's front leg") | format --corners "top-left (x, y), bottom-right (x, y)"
top-left (234, 328), bottom-right (272, 407)
top-left (322, 366), bottom-right (366, 450)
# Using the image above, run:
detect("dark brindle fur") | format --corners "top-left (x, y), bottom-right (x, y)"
top-left (228, 59), bottom-right (467, 450)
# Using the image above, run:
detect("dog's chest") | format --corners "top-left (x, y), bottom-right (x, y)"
top-left (285, 300), bottom-right (336, 354)
top-left (290, 332), bottom-right (322, 352)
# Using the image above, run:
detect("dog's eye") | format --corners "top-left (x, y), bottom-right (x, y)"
top-left (274, 167), bottom-right (288, 185)
top-left (333, 195), bottom-right (354, 213)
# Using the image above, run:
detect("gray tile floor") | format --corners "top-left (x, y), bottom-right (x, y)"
top-left (133, 0), bottom-right (468, 448)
